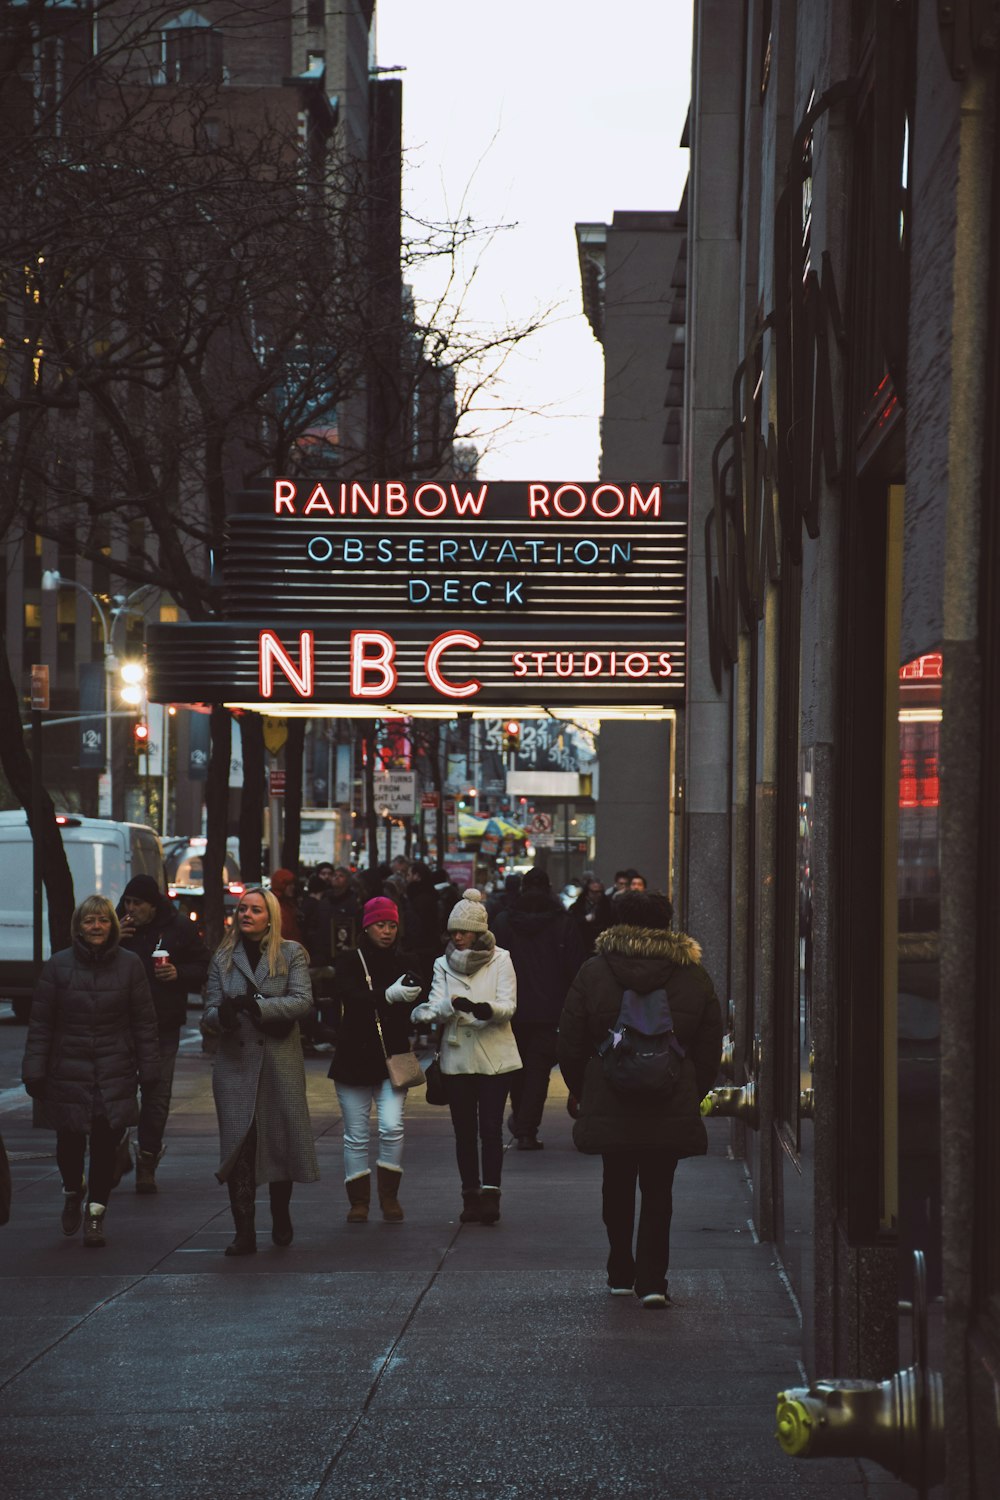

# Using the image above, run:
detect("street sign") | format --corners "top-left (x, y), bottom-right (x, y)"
top-left (529, 811), bottom-right (553, 834)
top-left (421, 791), bottom-right (440, 810)
top-left (374, 770), bottom-right (416, 816)
top-left (263, 716), bottom-right (288, 754)
top-left (269, 769), bottom-right (286, 797)
top-left (30, 665), bottom-right (49, 711)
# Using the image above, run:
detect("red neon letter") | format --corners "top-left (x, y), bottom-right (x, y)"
top-left (425, 631), bottom-right (482, 699)
top-left (274, 479), bottom-right (297, 514)
top-left (350, 631), bottom-right (398, 698)
top-left (259, 630), bottom-right (314, 699)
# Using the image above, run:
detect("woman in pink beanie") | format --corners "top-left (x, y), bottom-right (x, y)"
top-left (327, 896), bottom-right (423, 1223)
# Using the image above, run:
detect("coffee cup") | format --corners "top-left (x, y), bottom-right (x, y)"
top-left (153, 948), bottom-right (170, 971)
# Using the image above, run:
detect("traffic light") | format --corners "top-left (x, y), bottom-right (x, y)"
top-left (133, 720), bottom-right (149, 751)
top-left (502, 720), bottom-right (521, 753)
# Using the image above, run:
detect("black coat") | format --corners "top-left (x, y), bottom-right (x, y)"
top-left (493, 893), bottom-right (587, 1024)
top-left (22, 937), bottom-right (160, 1134)
top-left (557, 923), bottom-right (723, 1156)
top-left (568, 889), bottom-right (615, 956)
top-left (328, 937), bottom-right (422, 1087)
top-left (116, 896), bottom-right (210, 1031)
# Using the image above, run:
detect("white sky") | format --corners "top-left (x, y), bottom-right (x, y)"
top-left (374, 1), bottom-right (693, 481)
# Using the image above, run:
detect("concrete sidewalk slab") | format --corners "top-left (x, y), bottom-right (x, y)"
top-left (0, 1047), bottom-right (914, 1498)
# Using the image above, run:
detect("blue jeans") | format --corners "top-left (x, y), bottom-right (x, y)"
top-left (446, 1073), bottom-right (510, 1191)
top-left (335, 1079), bottom-right (406, 1179)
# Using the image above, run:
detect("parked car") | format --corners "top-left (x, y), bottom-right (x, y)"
top-left (163, 837), bottom-right (245, 941)
top-left (0, 812), bottom-right (164, 1020)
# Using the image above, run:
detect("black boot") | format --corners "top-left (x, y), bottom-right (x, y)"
top-left (225, 1145), bottom-right (257, 1256)
top-left (269, 1180), bottom-right (293, 1246)
top-left (459, 1190), bottom-right (482, 1223)
top-left (479, 1187), bottom-right (501, 1226)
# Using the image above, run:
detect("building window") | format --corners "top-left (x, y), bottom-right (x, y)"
top-left (160, 12), bottom-right (223, 86)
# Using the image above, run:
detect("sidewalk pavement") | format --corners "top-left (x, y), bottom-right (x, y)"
top-left (0, 1040), bottom-right (914, 1499)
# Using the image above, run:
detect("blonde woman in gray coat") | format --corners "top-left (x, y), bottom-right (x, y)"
top-left (202, 887), bottom-right (319, 1255)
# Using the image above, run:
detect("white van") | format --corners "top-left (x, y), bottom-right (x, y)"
top-left (0, 812), bottom-right (164, 1019)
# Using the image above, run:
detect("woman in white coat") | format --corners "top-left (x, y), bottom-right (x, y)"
top-left (411, 889), bottom-right (519, 1224)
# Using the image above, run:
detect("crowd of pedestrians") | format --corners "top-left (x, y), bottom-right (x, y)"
top-left (18, 856), bottom-right (723, 1306)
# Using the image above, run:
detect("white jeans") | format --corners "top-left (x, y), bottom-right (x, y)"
top-left (335, 1079), bottom-right (406, 1179)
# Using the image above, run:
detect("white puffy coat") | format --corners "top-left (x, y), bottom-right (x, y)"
top-left (412, 946), bottom-right (520, 1075)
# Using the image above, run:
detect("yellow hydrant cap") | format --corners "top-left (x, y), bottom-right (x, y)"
top-left (775, 1394), bottom-right (814, 1456)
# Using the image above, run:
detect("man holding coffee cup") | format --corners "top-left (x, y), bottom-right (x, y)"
top-left (116, 875), bottom-right (210, 1193)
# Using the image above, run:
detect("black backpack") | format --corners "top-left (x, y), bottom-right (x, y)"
top-left (598, 985), bottom-right (686, 1097)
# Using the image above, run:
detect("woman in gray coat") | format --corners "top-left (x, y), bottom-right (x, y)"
top-left (202, 887), bottom-right (319, 1256)
top-left (21, 895), bottom-right (160, 1248)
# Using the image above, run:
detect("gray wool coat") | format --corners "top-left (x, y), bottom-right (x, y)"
top-left (202, 939), bottom-right (319, 1185)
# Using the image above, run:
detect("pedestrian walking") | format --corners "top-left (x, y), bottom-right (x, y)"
top-left (568, 871), bottom-right (614, 958)
top-left (201, 886), bottom-right (319, 1256)
top-left (269, 868), bottom-right (304, 943)
top-left (21, 895), bottom-right (160, 1248)
top-left (494, 867), bottom-right (586, 1150)
top-left (557, 890), bottom-right (723, 1307)
top-left (116, 873), bottom-right (210, 1193)
top-left (411, 889), bottom-right (519, 1225)
top-left (328, 896), bottom-right (423, 1223)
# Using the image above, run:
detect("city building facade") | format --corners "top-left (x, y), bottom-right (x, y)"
top-left (682, 1), bottom-right (1000, 1489)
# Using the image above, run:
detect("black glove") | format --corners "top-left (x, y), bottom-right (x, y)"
top-left (217, 996), bottom-right (239, 1030)
top-left (234, 993), bottom-right (259, 1014)
top-left (471, 1002), bottom-right (493, 1022)
top-left (24, 1078), bottom-right (45, 1101)
top-left (450, 996), bottom-right (473, 1014)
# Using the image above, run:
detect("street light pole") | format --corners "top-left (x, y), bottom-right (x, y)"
top-left (41, 569), bottom-right (114, 815)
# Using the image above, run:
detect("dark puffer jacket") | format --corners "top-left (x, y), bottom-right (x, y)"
top-left (22, 938), bottom-right (160, 1134)
top-left (557, 924), bottom-right (723, 1156)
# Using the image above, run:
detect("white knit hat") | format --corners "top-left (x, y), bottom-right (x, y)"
top-left (448, 888), bottom-right (489, 933)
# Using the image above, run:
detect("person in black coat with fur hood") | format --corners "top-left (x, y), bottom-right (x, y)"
top-left (557, 890), bottom-right (723, 1308)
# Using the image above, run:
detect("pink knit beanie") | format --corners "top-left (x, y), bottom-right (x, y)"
top-left (363, 896), bottom-right (400, 928)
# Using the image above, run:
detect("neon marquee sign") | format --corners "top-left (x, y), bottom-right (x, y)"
top-left (147, 479), bottom-right (688, 713)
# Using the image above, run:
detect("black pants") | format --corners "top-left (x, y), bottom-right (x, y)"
top-left (56, 1118), bottom-right (124, 1206)
top-left (137, 1028), bottom-right (180, 1156)
top-left (446, 1073), bottom-right (510, 1191)
top-left (507, 1021), bottom-right (559, 1139)
top-left (601, 1148), bottom-right (679, 1297)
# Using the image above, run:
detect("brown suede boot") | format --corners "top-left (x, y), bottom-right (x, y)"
top-left (377, 1165), bottom-right (404, 1222)
top-left (346, 1174), bottom-right (371, 1223)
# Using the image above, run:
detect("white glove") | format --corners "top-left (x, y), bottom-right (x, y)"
top-left (385, 977), bottom-right (422, 1005)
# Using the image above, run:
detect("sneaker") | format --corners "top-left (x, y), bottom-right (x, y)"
top-left (639, 1292), bottom-right (672, 1309)
top-left (607, 1285), bottom-right (634, 1296)
top-left (61, 1178), bottom-right (87, 1237)
top-left (516, 1135), bottom-right (544, 1151)
top-left (83, 1204), bottom-right (107, 1249)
